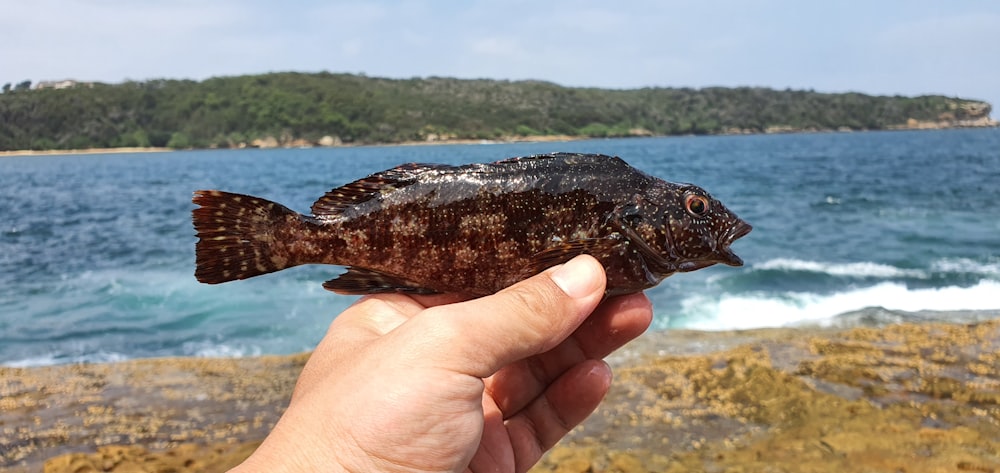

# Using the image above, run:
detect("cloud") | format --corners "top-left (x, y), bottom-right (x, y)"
top-left (875, 13), bottom-right (1000, 67)
top-left (1, 1), bottom-right (266, 81)
top-left (341, 39), bottom-right (364, 57)
top-left (1, 0), bottom-right (997, 112)
top-left (468, 37), bottom-right (523, 58)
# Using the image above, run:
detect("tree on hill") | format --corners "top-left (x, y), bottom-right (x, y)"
top-left (0, 72), bottom-right (992, 151)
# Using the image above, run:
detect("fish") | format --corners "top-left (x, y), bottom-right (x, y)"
top-left (192, 152), bottom-right (752, 296)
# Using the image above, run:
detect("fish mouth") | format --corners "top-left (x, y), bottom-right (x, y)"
top-left (678, 260), bottom-right (720, 272)
top-left (674, 220), bottom-right (753, 272)
top-left (717, 221), bottom-right (753, 267)
top-left (726, 221), bottom-right (753, 245)
top-left (681, 221), bottom-right (752, 271)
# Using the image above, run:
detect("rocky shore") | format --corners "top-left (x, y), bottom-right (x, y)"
top-left (2, 316), bottom-right (998, 472)
top-left (2, 119), bottom-right (997, 158)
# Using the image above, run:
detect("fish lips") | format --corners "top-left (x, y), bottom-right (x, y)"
top-left (678, 221), bottom-right (753, 271)
top-left (720, 220), bottom-right (753, 266)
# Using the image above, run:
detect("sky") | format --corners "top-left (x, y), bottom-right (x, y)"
top-left (3, 1), bottom-right (999, 115)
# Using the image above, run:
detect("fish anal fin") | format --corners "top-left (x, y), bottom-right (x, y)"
top-left (323, 267), bottom-right (439, 295)
top-left (518, 238), bottom-right (624, 280)
top-left (311, 163), bottom-right (449, 217)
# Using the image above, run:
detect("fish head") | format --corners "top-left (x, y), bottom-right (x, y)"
top-left (631, 182), bottom-right (752, 274)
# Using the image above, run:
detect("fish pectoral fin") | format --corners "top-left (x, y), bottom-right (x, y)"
top-left (608, 210), bottom-right (678, 275)
top-left (518, 238), bottom-right (623, 279)
top-left (323, 267), bottom-right (439, 295)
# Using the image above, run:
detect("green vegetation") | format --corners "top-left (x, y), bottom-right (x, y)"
top-left (0, 72), bottom-right (992, 151)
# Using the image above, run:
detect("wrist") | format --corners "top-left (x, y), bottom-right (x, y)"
top-left (229, 417), bottom-right (353, 473)
top-left (231, 444), bottom-right (352, 473)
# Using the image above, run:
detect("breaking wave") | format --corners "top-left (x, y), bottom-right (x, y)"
top-left (672, 280), bottom-right (1000, 331)
top-left (753, 258), bottom-right (927, 279)
top-left (751, 257), bottom-right (1000, 281)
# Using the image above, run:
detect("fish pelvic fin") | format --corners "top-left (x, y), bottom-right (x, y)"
top-left (192, 190), bottom-right (302, 284)
top-left (323, 267), bottom-right (439, 295)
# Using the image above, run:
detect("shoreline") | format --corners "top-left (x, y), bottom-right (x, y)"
top-left (2, 123), bottom-right (997, 158)
top-left (3, 318), bottom-right (998, 472)
top-left (4, 308), bottom-right (997, 370)
top-left (0, 146), bottom-right (174, 157)
top-left (0, 135), bottom-right (585, 158)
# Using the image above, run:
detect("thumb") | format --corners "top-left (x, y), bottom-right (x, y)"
top-left (398, 254), bottom-right (607, 378)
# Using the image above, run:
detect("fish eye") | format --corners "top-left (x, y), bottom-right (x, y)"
top-left (684, 194), bottom-right (710, 218)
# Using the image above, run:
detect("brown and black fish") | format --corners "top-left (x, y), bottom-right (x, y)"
top-left (192, 153), bottom-right (751, 296)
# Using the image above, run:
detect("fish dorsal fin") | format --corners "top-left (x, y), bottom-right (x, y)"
top-left (323, 267), bottom-right (439, 295)
top-left (492, 152), bottom-right (625, 167)
top-left (517, 237), bottom-right (624, 280)
top-left (311, 163), bottom-right (448, 217)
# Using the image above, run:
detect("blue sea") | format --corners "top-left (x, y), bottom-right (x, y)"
top-left (2, 129), bottom-right (999, 367)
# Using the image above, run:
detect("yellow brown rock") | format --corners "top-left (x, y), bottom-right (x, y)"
top-left (4, 319), bottom-right (998, 472)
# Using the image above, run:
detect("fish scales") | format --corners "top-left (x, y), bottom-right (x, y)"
top-left (193, 152), bottom-right (752, 296)
top-left (336, 189), bottom-right (617, 293)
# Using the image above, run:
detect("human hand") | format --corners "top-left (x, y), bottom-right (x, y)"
top-left (231, 255), bottom-right (653, 473)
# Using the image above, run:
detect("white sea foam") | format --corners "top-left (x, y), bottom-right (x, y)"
top-left (753, 257), bottom-right (1000, 281)
top-left (2, 350), bottom-right (129, 368)
top-left (677, 280), bottom-right (1000, 331)
top-left (754, 258), bottom-right (927, 278)
top-left (931, 258), bottom-right (1000, 278)
top-left (189, 343), bottom-right (263, 359)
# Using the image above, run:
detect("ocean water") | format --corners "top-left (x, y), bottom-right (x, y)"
top-left (1, 129), bottom-right (998, 366)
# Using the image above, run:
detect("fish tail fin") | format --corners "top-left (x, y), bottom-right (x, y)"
top-left (192, 190), bottom-right (302, 284)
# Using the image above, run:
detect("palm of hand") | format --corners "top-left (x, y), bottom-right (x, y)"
top-left (238, 258), bottom-right (652, 473)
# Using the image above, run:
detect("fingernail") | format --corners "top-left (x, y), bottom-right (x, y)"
top-left (587, 360), bottom-right (612, 384)
top-left (550, 255), bottom-right (601, 298)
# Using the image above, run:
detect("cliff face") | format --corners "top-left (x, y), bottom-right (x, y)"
top-left (890, 100), bottom-right (997, 130)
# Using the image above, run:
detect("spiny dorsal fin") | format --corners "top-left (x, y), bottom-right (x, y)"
top-left (492, 152), bottom-right (625, 166)
top-left (323, 267), bottom-right (439, 295)
top-left (310, 163), bottom-right (449, 217)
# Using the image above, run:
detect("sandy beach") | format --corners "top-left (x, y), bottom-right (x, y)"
top-left (0, 147), bottom-right (175, 158)
top-left (0, 135), bottom-right (586, 158)
top-left (2, 315), bottom-right (998, 472)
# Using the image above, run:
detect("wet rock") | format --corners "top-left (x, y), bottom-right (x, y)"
top-left (6, 320), bottom-right (999, 472)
